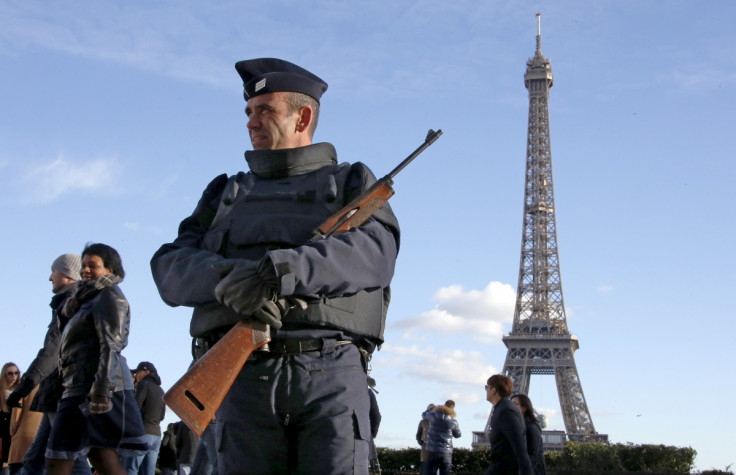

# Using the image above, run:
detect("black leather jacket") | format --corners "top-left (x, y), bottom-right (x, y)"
top-left (59, 285), bottom-right (134, 399)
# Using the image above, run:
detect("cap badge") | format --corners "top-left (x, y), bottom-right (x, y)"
top-left (255, 78), bottom-right (267, 92)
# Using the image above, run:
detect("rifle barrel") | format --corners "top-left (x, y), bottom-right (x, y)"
top-left (385, 129), bottom-right (442, 180)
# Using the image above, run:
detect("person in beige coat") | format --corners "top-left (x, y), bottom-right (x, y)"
top-left (7, 384), bottom-right (42, 474)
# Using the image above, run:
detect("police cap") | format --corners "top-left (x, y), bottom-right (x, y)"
top-left (235, 58), bottom-right (328, 103)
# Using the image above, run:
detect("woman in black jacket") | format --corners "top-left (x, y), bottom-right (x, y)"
top-left (0, 362), bottom-right (20, 468)
top-left (45, 243), bottom-right (146, 475)
top-left (511, 394), bottom-right (547, 475)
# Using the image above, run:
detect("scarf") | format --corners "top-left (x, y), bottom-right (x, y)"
top-left (62, 274), bottom-right (123, 319)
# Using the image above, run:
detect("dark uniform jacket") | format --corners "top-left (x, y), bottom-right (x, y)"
top-left (150, 142), bottom-right (400, 349)
top-left (59, 285), bottom-right (134, 398)
top-left (486, 398), bottom-right (533, 475)
top-left (135, 372), bottom-right (165, 436)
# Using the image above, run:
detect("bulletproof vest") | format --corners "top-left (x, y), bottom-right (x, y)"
top-left (192, 162), bottom-right (388, 343)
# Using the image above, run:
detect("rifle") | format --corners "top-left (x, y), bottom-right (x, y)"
top-left (163, 129), bottom-right (443, 436)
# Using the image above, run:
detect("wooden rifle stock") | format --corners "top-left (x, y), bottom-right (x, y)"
top-left (163, 129), bottom-right (442, 436)
top-left (163, 319), bottom-right (269, 437)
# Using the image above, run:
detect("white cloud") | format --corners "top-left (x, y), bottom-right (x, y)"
top-left (125, 222), bottom-right (163, 235)
top-left (537, 407), bottom-right (558, 419)
top-left (537, 408), bottom-right (558, 430)
top-left (22, 155), bottom-right (119, 203)
top-left (669, 67), bottom-right (736, 92)
top-left (446, 390), bottom-right (483, 406)
top-left (597, 285), bottom-right (613, 293)
top-left (379, 344), bottom-right (498, 386)
top-left (393, 281), bottom-right (515, 343)
top-left (473, 408), bottom-right (492, 421)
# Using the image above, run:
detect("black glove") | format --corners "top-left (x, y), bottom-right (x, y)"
top-left (248, 298), bottom-right (290, 329)
top-left (6, 390), bottom-right (22, 409)
top-left (214, 257), bottom-right (280, 325)
top-left (6, 378), bottom-right (34, 408)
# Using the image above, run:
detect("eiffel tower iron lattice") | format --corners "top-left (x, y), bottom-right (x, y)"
top-left (475, 14), bottom-right (606, 447)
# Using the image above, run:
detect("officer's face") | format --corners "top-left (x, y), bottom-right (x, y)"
top-left (246, 92), bottom-right (301, 150)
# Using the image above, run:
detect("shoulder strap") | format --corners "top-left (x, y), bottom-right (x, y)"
top-left (209, 172), bottom-right (257, 229)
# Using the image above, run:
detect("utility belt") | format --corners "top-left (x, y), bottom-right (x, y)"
top-left (192, 328), bottom-right (355, 361)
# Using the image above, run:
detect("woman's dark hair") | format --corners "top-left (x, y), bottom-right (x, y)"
top-left (82, 243), bottom-right (125, 278)
top-left (511, 393), bottom-right (541, 426)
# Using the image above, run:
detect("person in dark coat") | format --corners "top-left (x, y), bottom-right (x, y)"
top-left (175, 421), bottom-right (199, 474)
top-left (158, 423), bottom-right (178, 475)
top-left (122, 361), bottom-right (166, 474)
top-left (416, 403), bottom-right (435, 473)
top-left (1, 362), bottom-right (20, 469)
top-left (150, 57), bottom-right (400, 474)
top-left (5, 254), bottom-right (92, 475)
top-left (421, 400), bottom-right (461, 475)
top-left (511, 394), bottom-right (547, 475)
top-left (45, 243), bottom-right (147, 474)
top-left (484, 375), bottom-right (533, 475)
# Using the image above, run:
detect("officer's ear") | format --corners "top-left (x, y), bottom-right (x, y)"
top-left (295, 106), bottom-right (313, 134)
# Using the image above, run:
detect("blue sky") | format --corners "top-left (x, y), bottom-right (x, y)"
top-left (1, 1), bottom-right (734, 471)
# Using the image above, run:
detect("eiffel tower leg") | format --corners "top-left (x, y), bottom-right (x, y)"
top-left (553, 345), bottom-right (596, 437)
top-left (502, 347), bottom-right (530, 395)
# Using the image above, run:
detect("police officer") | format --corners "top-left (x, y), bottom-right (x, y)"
top-left (151, 58), bottom-right (400, 474)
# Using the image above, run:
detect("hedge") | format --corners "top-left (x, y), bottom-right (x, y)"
top-left (370, 442), bottom-right (717, 474)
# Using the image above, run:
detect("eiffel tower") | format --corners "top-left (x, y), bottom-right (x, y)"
top-left (473, 13), bottom-right (606, 449)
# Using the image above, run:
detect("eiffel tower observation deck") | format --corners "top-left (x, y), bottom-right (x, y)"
top-left (473, 14), bottom-right (607, 450)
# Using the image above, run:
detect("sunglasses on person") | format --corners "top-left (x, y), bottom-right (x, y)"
top-left (5, 371), bottom-right (19, 376)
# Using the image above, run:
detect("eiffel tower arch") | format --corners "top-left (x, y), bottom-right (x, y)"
top-left (473, 14), bottom-right (607, 450)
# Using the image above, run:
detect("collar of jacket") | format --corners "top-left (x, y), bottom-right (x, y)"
top-left (433, 405), bottom-right (457, 418)
top-left (49, 284), bottom-right (75, 309)
top-left (245, 142), bottom-right (337, 179)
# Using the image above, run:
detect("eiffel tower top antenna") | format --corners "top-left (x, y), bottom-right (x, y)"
top-left (536, 12), bottom-right (542, 53)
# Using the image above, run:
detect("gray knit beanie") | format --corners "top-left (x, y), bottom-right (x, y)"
top-left (51, 254), bottom-right (82, 281)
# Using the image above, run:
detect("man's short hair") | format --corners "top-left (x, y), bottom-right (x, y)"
top-left (284, 91), bottom-right (320, 137)
top-left (487, 374), bottom-right (513, 398)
